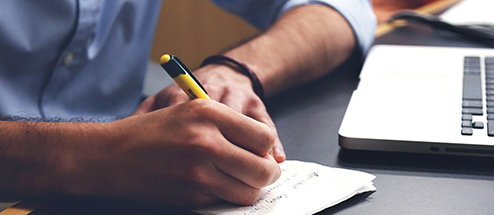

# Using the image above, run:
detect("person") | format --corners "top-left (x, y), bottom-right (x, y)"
top-left (0, 0), bottom-right (376, 209)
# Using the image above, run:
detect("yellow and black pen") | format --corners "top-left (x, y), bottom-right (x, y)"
top-left (160, 54), bottom-right (210, 100)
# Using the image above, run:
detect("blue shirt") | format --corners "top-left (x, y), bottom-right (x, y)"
top-left (0, 0), bottom-right (375, 120)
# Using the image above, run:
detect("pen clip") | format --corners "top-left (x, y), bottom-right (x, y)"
top-left (174, 56), bottom-right (208, 95)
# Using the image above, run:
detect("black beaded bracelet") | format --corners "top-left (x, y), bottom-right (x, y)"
top-left (200, 55), bottom-right (265, 101)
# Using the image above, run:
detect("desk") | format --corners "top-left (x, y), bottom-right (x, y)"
top-left (2, 2), bottom-right (494, 215)
top-left (266, 23), bottom-right (494, 214)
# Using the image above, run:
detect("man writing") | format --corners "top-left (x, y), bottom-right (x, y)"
top-left (0, 0), bottom-right (375, 208)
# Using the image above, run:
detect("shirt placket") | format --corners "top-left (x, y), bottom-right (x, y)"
top-left (40, 0), bottom-right (102, 117)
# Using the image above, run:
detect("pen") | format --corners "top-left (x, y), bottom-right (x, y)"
top-left (160, 54), bottom-right (210, 100)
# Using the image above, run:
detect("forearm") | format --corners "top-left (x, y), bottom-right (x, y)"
top-left (224, 4), bottom-right (355, 97)
top-left (0, 120), bottom-right (110, 198)
top-left (0, 103), bottom-right (281, 207)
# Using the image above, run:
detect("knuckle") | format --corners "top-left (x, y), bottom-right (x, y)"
top-left (187, 99), bottom-right (218, 116)
top-left (255, 164), bottom-right (278, 187)
top-left (185, 99), bottom-right (225, 124)
top-left (248, 95), bottom-right (264, 107)
top-left (260, 128), bottom-right (276, 152)
top-left (204, 84), bottom-right (219, 95)
top-left (184, 132), bottom-right (222, 157)
top-left (163, 90), bottom-right (189, 106)
top-left (184, 165), bottom-right (209, 189)
top-left (223, 85), bottom-right (236, 94)
top-left (239, 189), bottom-right (261, 205)
top-left (244, 93), bottom-right (265, 110)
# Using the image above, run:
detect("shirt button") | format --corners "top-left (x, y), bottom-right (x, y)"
top-left (63, 52), bottom-right (74, 65)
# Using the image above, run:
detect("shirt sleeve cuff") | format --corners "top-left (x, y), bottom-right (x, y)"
top-left (278, 0), bottom-right (377, 57)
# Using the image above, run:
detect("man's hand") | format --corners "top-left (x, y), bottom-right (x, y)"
top-left (134, 64), bottom-right (286, 163)
top-left (70, 99), bottom-right (281, 208)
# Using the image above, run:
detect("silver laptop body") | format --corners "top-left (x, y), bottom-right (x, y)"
top-left (339, 45), bottom-right (494, 157)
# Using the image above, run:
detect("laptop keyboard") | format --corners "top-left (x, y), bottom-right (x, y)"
top-left (461, 56), bottom-right (494, 136)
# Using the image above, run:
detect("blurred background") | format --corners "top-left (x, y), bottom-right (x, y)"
top-left (150, 0), bottom-right (444, 70)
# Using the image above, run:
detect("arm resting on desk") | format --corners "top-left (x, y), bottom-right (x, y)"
top-left (219, 4), bottom-right (358, 97)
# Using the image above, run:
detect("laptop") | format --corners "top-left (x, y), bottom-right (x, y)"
top-left (339, 45), bottom-right (494, 157)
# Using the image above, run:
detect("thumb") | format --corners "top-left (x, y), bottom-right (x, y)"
top-left (133, 96), bottom-right (156, 115)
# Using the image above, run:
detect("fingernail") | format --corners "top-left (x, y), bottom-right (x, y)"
top-left (273, 147), bottom-right (286, 162)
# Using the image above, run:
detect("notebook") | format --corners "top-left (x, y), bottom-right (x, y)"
top-left (339, 45), bottom-right (494, 157)
top-left (194, 160), bottom-right (376, 215)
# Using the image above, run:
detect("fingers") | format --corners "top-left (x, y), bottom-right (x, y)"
top-left (162, 88), bottom-right (191, 106)
top-left (271, 140), bottom-right (286, 163)
top-left (181, 99), bottom-right (281, 184)
top-left (181, 156), bottom-right (278, 207)
top-left (211, 105), bottom-right (275, 157)
top-left (136, 77), bottom-right (286, 162)
top-left (197, 100), bottom-right (282, 188)
top-left (129, 100), bottom-right (282, 207)
top-left (243, 99), bottom-right (286, 163)
top-left (133, 84), bottom-right (190, 115)
top-left (212, 143), bottom-right (281, 189)
top-left (206, 165), bottom-right (268, 205)
top-left (200, 131), bottom-right (280, 205)
top-left (218, 86), bottom-right (245, 113)
top-left (133, 96), bottom-right (156, 115)
top-left (214, 82), bottom-right (285, 162)
top-left (139, 85), bottom-right (286, 162)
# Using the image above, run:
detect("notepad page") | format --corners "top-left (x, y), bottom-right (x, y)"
top-left (194, 160), bottom-right (376, 215)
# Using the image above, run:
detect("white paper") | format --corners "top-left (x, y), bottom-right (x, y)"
top-left (194, 160), bottom-right (376, 215)
top-left (440, 0), bottom-right (494, 25)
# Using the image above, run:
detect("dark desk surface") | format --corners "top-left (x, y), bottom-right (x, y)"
top-left (3, 16), bottom-right (494, 215)
top-left (267, 22), bottom-right (494, 214)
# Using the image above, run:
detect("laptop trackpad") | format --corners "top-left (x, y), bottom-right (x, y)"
top-left (344, 72), bottom-right (457, 139)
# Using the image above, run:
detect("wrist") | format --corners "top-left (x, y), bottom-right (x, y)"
top-left (201, 55), bottom-right (265, 101)
top-left (48, 122), bottom-right (117, 197)
top-left (196, 63), bottom-right (251, 86)
top-left (0, 121), bottom-right (112, 198)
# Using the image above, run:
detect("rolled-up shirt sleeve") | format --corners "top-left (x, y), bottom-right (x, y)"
top-left (211, 0), bottom-right (376, 56)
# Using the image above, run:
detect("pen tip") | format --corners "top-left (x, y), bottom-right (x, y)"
top-left (160, 54), bottom-right (171, 64)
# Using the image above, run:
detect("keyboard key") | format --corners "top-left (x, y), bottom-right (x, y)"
top-left (461, 127), bottom-right (473, 135)
top-left (486, 65), bottom-right (494, 72)
top-left (464, 68), bottom-right (481, 74)
top-left (464, 61), bottom-right (480, 66)
top-left (462, 120), bottom-right (472, 127)
top-left (463, 74), bottom-right (483, 100)
top-left (488, 121), bottom-right (494, 136)
top-left (462, 108), bottom-right (483, 115)
top-left (488, 108), bottom-right (494, 114)
top-left (465, 56), bottom-right (481, 63)
top-left (462, 100), bottom-right (483, 108)
top-left (488, 115), bottom-right (494, 120)
top-left (486, 90), bottom-right (494, 96)
top-left (462, 114), bottom-right (473, 121)
top-left (473, 121), bottom-right (484, 129)
top-left (485, 57), bottom-right (494, 65)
